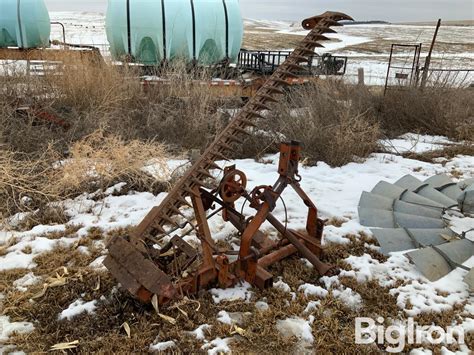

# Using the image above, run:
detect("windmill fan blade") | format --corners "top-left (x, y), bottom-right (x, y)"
top-left (371, 228), bottom-right (454, 255)
top-left (395, 175), bottom-right (458, 207)
top-left (358, 192), bottom-right (442, 219)
top-left (358, 208), bottom-right (446, 229)
top-left (406, 239), bottom-right (474, 282)
top-left (371, 181), bottom-right (445, 209)
top-left (464, 268), bottom-right (474, 293)
top-left (458, 183), bottom-right (474, 214)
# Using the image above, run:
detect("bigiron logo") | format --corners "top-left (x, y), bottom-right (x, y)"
top-left (355, 317), bottom-right (465, 353)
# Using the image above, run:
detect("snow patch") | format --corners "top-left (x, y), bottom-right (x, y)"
top-left (201, 337), bottom-right (232, 355)
top-left (303, 301), bottom-right (321, 314)
top-left (255, 301), bottom-right (269, 311)
top-left (89, 255), bottom-right (107, 270)
top-left (13, 273), bottom-right (41, 292)
top-left (105, 182), bottom-right (127, 195)
top-left (59, 299), bottom-right (98, 320)
top-left (298, 284), bottom-right (328, 298)
top-left (0, 235), bottom-right (65, 271)
top-left (381, 134), bottom-right (455, 154)
top-left (0, 316), bottom-right (34, 342)
top-left (341, 252), bottom-right (471, 316)
top-left (189, 324), bottom-right (211, 340)
top-left (276, 317), bottom-right (314, 343)
top-left (332, 287), bottom-right (363, 311)
top-left (273, 279), bottom-right (291, 293)
top-left (320, 275), bottom-right (341, 289)
top-left (209, 282), bottom-right (252, 304)
top-left (216, 311), bottom-right (233, 325)
top-left (149, 340), bottom-right (176, 352)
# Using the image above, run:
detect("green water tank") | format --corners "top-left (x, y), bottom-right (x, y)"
top-left (0, 0), bottom-right (51, 48)
top-left (106, 0), bottom-right (243, 65)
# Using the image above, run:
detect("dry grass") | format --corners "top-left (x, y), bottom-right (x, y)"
top-left (0, 130), bottom-right (169, 224)
top-left (51, 129), bottom-right (169, 196)
top-left (0, 59), bottom-right (232, 156)
top-left (230, 80), bottom-right (383, 165)
top-left (3, 54), bottom-right (471, 175)
top-left (1, 228), bottom-right (469, 354)
top-left (265, 81), bottom-right (381, 167)
top-left (0, 148), bottom-right (57, 219)
top-left (377, 87), bottom-right (474, 141)
top-left (322, 233), bottom-right (387, 268)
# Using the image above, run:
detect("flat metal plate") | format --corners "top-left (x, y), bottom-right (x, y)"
top-left (107, 237), bottom-right (175, 297)
top-left (393, 200), bottom-right (442, 219)
top-left (359, 208), bottom-right (397, 228)
top-left (359, 191), bottom-right (394, 210)
top-left (407, 247), bottom-right (452, 281)
top-left (371, 181), bottom-right (407, 199)
top-left (103, 255), bottom-right (142, 295)
top-left (424, 174), bottom-right (463, 201)
top-left (395, 175), bottom-right (458, 207)
top-left (400, 190), bottom-right (445, 209)
top-left (439, 184), bottom-right (464, 201)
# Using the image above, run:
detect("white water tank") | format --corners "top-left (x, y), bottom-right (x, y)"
top-left (0, 0), bottom-right (51, 48)
top-left (106, 0), bottom-right (243, 65)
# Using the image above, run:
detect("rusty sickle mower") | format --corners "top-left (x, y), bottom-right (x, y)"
top-left (104, 11), bottom-right (354, 304)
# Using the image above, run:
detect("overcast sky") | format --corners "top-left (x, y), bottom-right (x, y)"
top-left (45, 0), bottom-right (474, 22)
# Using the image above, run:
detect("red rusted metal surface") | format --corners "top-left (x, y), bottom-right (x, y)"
top-left (104, 11), bottom-right (353, 304)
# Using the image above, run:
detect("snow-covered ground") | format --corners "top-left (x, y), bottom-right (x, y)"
top-left (0, 133), bottom-right (473, 353)
top-left (245, 18), bottom-right (473, 85)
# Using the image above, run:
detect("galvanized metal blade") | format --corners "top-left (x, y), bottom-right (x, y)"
top-left (459, 178), bottom-right (474, 190)
top-left (458, 183), bottom-right (474, 214)
top-left (406, 239), bottom-right (474, 281)
top-left (371, 181), bottom-right (408, 199)
top-left (393, 200), bottom-right (443, 219)
top-left (395, 174), bottom-right (424, 190)
top-left (371, 228), bottom-right (454, 255)
top-left (358, 191), bottom-right (393, 210)
top-left (358, 208), bottom-right (446, 229)
top-left (395, 175), bottom-right (458, 207)
top-left (416, 186), bottom-right (459, 208)
top-left (438, 184), bottom-right (465, 201)
top-left (423, 174), bottom-right (463, 201)
top-left (359, 192), bottom-right (442, 219)
top-left (424, 174), bottom-right (453, 188)
top-left (371, 181), bottom-right (444, 209)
